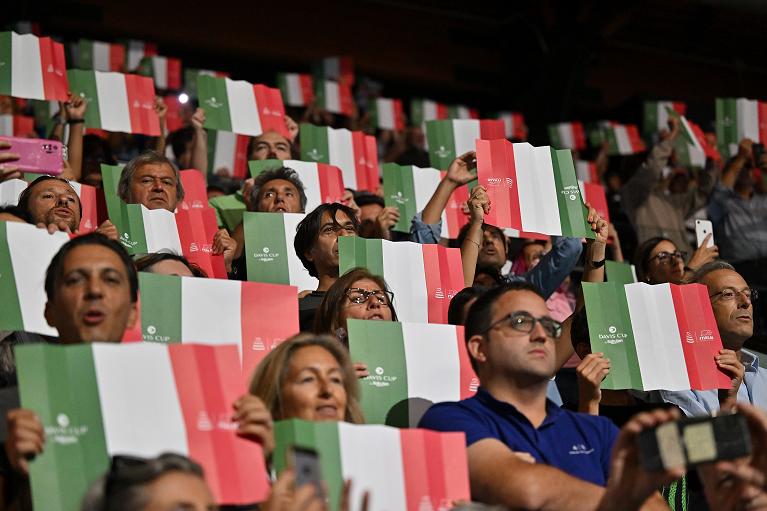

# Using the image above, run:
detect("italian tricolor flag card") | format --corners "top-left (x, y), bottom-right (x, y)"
top-left (0, 114), bottom-right (33, 136)
top-left (715, 98), bottom-right (767, 157)
top-left (382, 162), bottom-right (451, 236)
top-left (498, 111), bottom-right (526, 139)
top-left (314, 79), bottom-right (354, 116)
top-left (548, 121), bottom-right (586, 150)
top-left (16, 343), bottom-right (271, 511)
top-left (274, 419), bottom-right (471, 511)
top-left (372, 97), bottom-right (405, 130)
top-left (348, 319), bottom-right (477, 427)
top-left (0, 31), bottom-right (68, 101)
top-left (425, 119), bottom-right (506, 170)
top-left (277, 72), bottom-right (314, 107)
top-left (410, 98), bottom-right (448, 126)
top-left (207, 129), bottom-right (250, 179)
top-left (643, 101), bottom-right (686, 135)
top-left (249, 159), bottom-right (345, 212)
top-left (73, 39), bottom-right (126, 72)
top-left (339, 238), bottom-right (464, 324)
top-left (138, 55), bottom-right (182, 90)
top-left (583, 282), bottom-right (731, 391)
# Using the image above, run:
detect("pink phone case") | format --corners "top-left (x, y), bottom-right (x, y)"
top-left (1, 136), bottom-right (63, 175)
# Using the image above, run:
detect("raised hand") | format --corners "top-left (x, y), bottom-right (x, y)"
top-left (232, 394), bottom-right (275, 457)
top-left (212, 228), bottom-right (237, 272)
top-left (585, 203), bottom-right (608, 244)
top-left (446, 151), bottom-right (477, 186)
top-left (95, 220), bottom-right (119, 240)
top-left (5, 409), bottom-right (45, 475)
top-left (688, 233), bottom-right (719, 270)
top-left (376, 206), bottom-right (400, 232)
top-left (64, 92), bottom-right (87, 121)
top-left (576, 353), bottom-right (610, 415)
top-left (467, 185), bottom-right (490, 225)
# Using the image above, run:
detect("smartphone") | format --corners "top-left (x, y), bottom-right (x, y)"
top-left (0, 136), bottom-right (63, 175)
top-left (291, 446), bottom-right (323, 498)
top-left (695, 219), bottom-right (714, 248)
top-left (638, 413), bottom-right (751, 472)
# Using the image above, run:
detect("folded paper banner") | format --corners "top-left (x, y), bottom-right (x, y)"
top-left (183, 68), bottom-right (228, 96)
top-left (198, 76), bottom-right (289, 138)
top-left (249, 159), bottom-right (345, 212)
top-left (578, 180), bottom-right (610, 223)
top-left (605, 260), bottom-right (637, 285)
top-left (138, 55), bottom-right (182, 90)
top-left (498, 111), bottom-right (526, 139)
top-left (124, 39), bottom-right (158, 72)
top-left (348, 319), bottom-right (476, 427)
top-left (426, 119), bottom-right (505, 170)
top-left (0, 222), bottom-right (69, 336)
top-left (575, 160), bottom-right (598, 183)
top-left (476, 139), bottom-right (594, 237)
top-left (74, 39), bottom-right (125, 72)
top-left (674, 118), bottom-right (719, 166)
top-left (126, 272), bottom-right (299, 374)
top-left (0, 178), bottom-right (28, 206)
top-left (163, 94), bottom-right (184, 132)
top-left (314, 56), bottom-right (354, 85)
top-left (339, 237), bottom-right (464, 323)
top-left (208, 192), bottom-right (247, 233)
top-left (643, 101), bottom-right (686, 135)
top-left (447, 105), bottom-right (479, 119)
top-left (16, 343), bottom-right (270, 510)
top-left (68, 181), bottom-right (99, 233)
top-left (0, 31), bottom-right (68, 101)
top-left (410, 98), bottom-right (448, 126)
top-left (314, 79), bottom-right (354, 116)
top-left (715, 98), bottom-right (767, 157)
top-left (67, 70), bottom-right (160, 136)
top-left (207, 129), bottom-right (249, 179)
top-left (548, 121), bottom-right (587, 150)
top-left (299, 123), bottom-right (379, 192)
top-left (588, 122), bottom-right (646, 155)
top-left (382, 163), bottom-right (448, 236)
top-left (372, 97), bottom-right (405, 130)
top-left (243, 212), bottom-right (319, 291)
top-left (583, 282), bottom-right (731, 391)
top-left (274, 419), bottom-right (470, 511)
top-left (0, 114), bottom-right (34, 136)
top-left (277, 72), bottom-right (314, 107)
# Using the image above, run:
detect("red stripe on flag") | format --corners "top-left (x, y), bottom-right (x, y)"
top-left (672, 102), bottom-right (687, 116)
top-left (339, 82), bottom-right (355, 117)
top-left (399, 430), bottom-right (433, 511)
top-left (582, 182), bottom-right (610, 224)
top-left (573, 122), bottom-right (587, 150)
top-left (440, 432), bottom-right (472, 504)
top-left (351, 131), bottom-right (376, 192)
top-left (440, 172), bottom-right (469, 238)
top-left (175, 208), bottom-right (227, 279)
top-left (39, 37), bottom-right (69, 101)
top-left (478, 119), bottom-right (506, 140)
top-left (422, 245), bottom-right (464, 323)
top-left (145, 42), bottom-right (158, 56)
top-left (125, 74), bottom-right (161, 136)
top-left (233, 135), bottom-right (250, 179)
top-left (179, 170), bottom-right (208, 210)
top-left (393, 99), bottom-right (406, 130)
top-left (299, 74), bottom-right (314, 105)
top-left (512, 113), bottom-right (526, 139)
top-left (436, 103), bottom-right (449, 120)
top-left (164, 94), bottom-right (184, 132)
top-left (478, 139), bottom-right (522, 230)
top-left (13, 116), bottom-right (34, 137)
top-left (626, 125), bottom-right (646, 152)
top-left (468, 108), bottom-right (479, 119)
top-left (167, 58), bottom-right (182, 90)
top-left (240, 282), bottom-right (300, 380)
top-left (689, 121), bottom-right (720, 162)
top-left (669, 284), bottom-right (731, 391)
top-left (77, 183), bottom-right (98, 233)
top-left (455, 325), bottom-right (478, 399)
top-left (317, 163), bottom-right (345, 203)
top-left (110, 44), bottom-right (126, 72)
top-left (254, 85), bottom-right (289, 138)
top-left (758, 101), bottom-right (767, 146)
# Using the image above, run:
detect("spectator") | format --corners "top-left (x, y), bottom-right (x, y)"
top-left (117, 151), bottom-right (185, 212)
top-left (166, 107), bottom-right (207, 173)
top-left (633, 236), bottom-right (717, 284)
top-left (447, 286), bottom-right (487, 326)
top-left (134, 252), bottom-right (208, 277)
top-left (354, 191), bottom-right (399, 240)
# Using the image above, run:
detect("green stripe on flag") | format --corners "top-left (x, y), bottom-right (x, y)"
top-left (605, 260), bottom-right (636, 285)
top-left (0, 32), bottom-right (11, 96)
top-left (205, 129), bottom-right (217, 177)
top-left (338, 237), bottom-right (385, 277)
top-left (313, 80), bottom-right (327, 110)
top-left (299, 124), bottom-right (330, 164)
top-left (604, 128), bottom-right (619, 155)
top-left (348, 319), bottom-right (410, 427)
top-left (382, 163), bottom-right (417, 233)
top-left (547, 126), bottom-right (560, 147)
top-left (244, 212), bottom-right (291, 284)
top-left (249, 159), bottom-right (286, 178)
top-left (17, 344), bottom-right (109, 511)
top-left (674, 137), bottom-right (692, 167)
top-left (79, 40), bottom-right (94, 69)
top-left (68, 70), bottom-right (102, 129)
top-left (137, 273), bottom-right (182, 342)
top-left (410, 99), bottom-right (424, 126)
top-left (582, 282), bottom-right (643, 390)
top-left (643, 102), bottom-right (658, 136)
top-left (0, 222), bottom-right (23, 330)
top-left (426, 120), bottom-right (456, 170)
top-left (276, 73), bottom-right (288, 101)
top-left (122, 203), bottom-right (149, 255)
top-left (551, 148), bottom-right (592, 238)
top-left (197, 75), bottom-right (232, 131)
top-left (208, 191), bottom-right (246, 232)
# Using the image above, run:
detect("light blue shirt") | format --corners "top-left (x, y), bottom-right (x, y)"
top-left (658, 349), bottom-right (767, 417)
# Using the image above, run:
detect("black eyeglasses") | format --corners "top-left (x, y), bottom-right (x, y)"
top-left (710, 287), bottom-right (758, 303)
top-left (481, 311), bottom-right (563, 338)
top-left (345, 288), bottom-right (393, 306)
top-left (648, 250), bottom-right (687, 265)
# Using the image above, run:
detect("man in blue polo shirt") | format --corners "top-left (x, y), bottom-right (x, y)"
top-left (419, 282), bottom-right (669, 510)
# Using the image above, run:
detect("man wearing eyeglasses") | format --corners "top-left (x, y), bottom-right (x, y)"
top-left (656, 261), bottom-right (767, 416)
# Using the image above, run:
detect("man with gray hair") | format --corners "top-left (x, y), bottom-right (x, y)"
top-left (117, 150), bottom-right (185, 212)
top-left (655, 261), bottom-right (767, 415)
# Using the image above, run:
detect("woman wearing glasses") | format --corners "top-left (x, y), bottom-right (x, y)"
top-left (634, 235), bottom-right (718, 284)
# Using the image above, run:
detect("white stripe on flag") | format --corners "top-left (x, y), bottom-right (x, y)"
top-left (557, 124), bottom-right (574, 149)
top-left (286, 74), bottom-right (302, 106)
top-left (736, 99), bottom-right (759, 142)
top-left (140, 206), bottom-right (182, 254)
top-left (514, 143), bottom-right (562, 235)
top-left (152, 56), bottom-right (168, 89)
top-left (92, 42), bottom-right (110, 72)
top-left (0, 115), bottom-right (12, 136)
top-left (11, 33), bottom-right (45, 100)
top-left (328, 128), bottom-right (356, 188)
top-left (423, 100), bottom-right (437, 122)
top-left (282, 161), bottom-right (321, 212)
top-left (93, 343), bottom-right (188, 457)
top-left (575, 161), bottom-right (590, 183)
top-left (453, 120), bottom-right (480, 156)
top-left (213, 131), bottom-right (237, 176)
top-left (283, 213), bottom-right (320, 291)
top-left (338, 423), bottom-right (407, 511)
top-left (382, 241), bottom-right (428, 323)
top-left (376, 98), bottom-right (395, 129)
top-left (225, 78), bottom-right (262, 136)
top-left (0, 178), bottom-right (27, 206)
top-left (411, 167), bottom-right (447, 238)
top-left (624, 283), bottom-right (690, 391)
top-left (657, 102), bottom-right (671, 131)
top-left (95, 72), bottom-right (132, 133)
top-left (181, 278), bottom-right (242, 347)
top-left (324, 82), bottom-right (341, 113)
top-left (7, 223), bottom-right (68, 335)
top-left (126, 42), bottom-right (145, 71)
top-left (614, 125), bottom-right (632, 155)
top-left (402, 322), bottom-right (461, 403)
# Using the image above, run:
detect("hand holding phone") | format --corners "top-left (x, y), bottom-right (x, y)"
top-left (0, 136), bottom-right (63, 176)
top-left (696, 219), bottom-right (714, 248)
top-left (291, 446), bottom-right (324, 499)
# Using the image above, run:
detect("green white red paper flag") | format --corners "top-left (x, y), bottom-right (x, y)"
top-left (410, 98), bottom-right (448, 126)
top-left (125, 39), bottom-right (158, 71)
top-left (198, 76), bottom-right (289, 137)
top-left (643, 101), bottom-right (686, 135)
top-left (339, 237), bottom-right (464, 323)
top-left (716, 98), bottom-right (767, 157)
top-left (372, 97), bottom-right (405, 130)
top-left (183, 68), bottom-right (228, 96)
top-left (207, 129), bottom-right (250, 179)
top-left (447, 105), bottom-right (479, 119)
top-left (67, 69), bottom-right (160, 135)
top-left (68, 181), bottom-right (99, 233)
top-left (605, 260), bottom-right (637, 285)
top-left (314, 56), bottom-right (354, 85)
top-left (314, 80), bottom-right (354, 116)
top-left (0, 222), bottom-right (69, 336)
top-left (589, 122), bottom-right (646, 155)
top-left (476, 139), bottom-right (594, 237)
top-left (138, 55), bottom-right (182, 90)
top-left (548, 122), bottom-right (586, 150)
top-left (274, 420), bottom-right (470, 511)
top-left (583, 281), bottom-right (731, 391)
top-left (16, 343), bottom-right (271, 510)
top-left (0, 32), bottom-right (69, 101)
top-left (0, 114), bottom-right (34, 136)
top-left (299, 123), bottom-right (379, 192)
top-left (74, 39), bottom-right (125, 72)
top-left (348, 319), bottom-right (477, 427)
top-left (498, 111), bottom-right (526, 139)
top-left (163, 94), bottom-right (184, 132)
top-left (382, 163), bottom-right (448, 236)
top-left (125, 272), bottom-right (299, 375)
top-left (243, 212), bottom-right (319, 291)
top-left (575, 160), bottom-right (598, 183)
top-left (249, 159), bottom-right (345, 212)
top-left (426, 119), bottom-right (505, 170)
top-left (277, 72), bottom-right (314, 107)
top-left (578, 180), bottom-right (610, 223)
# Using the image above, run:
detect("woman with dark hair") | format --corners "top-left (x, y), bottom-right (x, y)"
top-left (633, 236), bottom-right (718, 284)
top-left (134, 252), bottom-right (208, 278)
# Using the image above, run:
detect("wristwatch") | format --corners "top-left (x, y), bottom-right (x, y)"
top-left (591, 258), bottom-right (606, 268)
